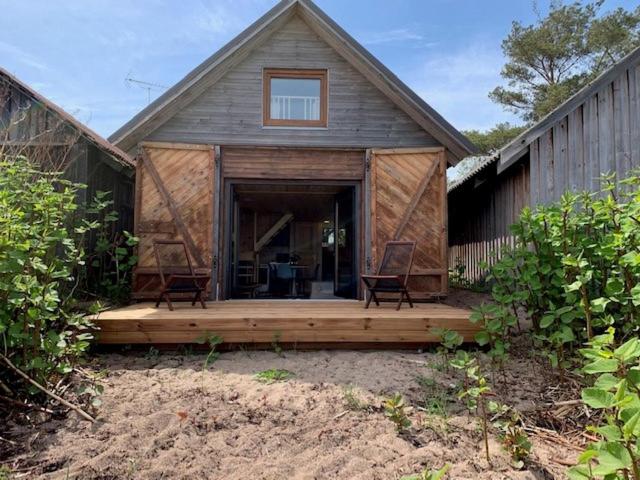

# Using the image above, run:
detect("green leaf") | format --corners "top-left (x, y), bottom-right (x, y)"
top-left (540, 314), bottom-right (555, 328)
top-left (614, 338), bottom-right (640, 362)
top-left (622, 410), bottom-right (640, 439)
top-left (594, 373), bottom-right (619, 391)
top-left (583, 358), bottom-right (619, 375)
top-left (592, 442), bottom-right (632, 476)
top-left (474, 331), bottom-right (490, 346)
top-left (581, 388), bottom-right (615, 409)
top-left (566, 465), bottom-right (591, 480)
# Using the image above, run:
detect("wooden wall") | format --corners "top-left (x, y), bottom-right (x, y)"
top-left (368, 148), bottom-right (448, 298)
top-left (0, 76), bottom-right (134, 236)
top-left (448, 54), bottom-right (640, 283)
top-left (222, 146), bottom-right (364, 180)
top-left (148, 15), bottom-right (440, 150)
top-left (529, 62), bottom-right (640, 203)
top-left (448, 161), bottom-right (530, 283)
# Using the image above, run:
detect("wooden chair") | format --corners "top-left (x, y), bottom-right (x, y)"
top-left (153, 240), bottom-right (211, 311)
top-left (361, 241), bottom-right (416, 310)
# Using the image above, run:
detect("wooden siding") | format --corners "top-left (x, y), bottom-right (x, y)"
top-left (448, 162), bottom-right (530, 283)
top-left (448, 54), bottom-right (640, 283)
top-left (0, 75), bottom-right (134, 236)
top-left (369, 148), bottom-right (448, 297)
top-left (222, 146), bottom-right (364, 180)
top-left (91, 300), bottom-right (478, 345)
top-left (147, 15), bottom-right (439, 149)
top-left (132, 143), bottom-right (216, 299)
top-left (527, 62), bottom-right (640, 203)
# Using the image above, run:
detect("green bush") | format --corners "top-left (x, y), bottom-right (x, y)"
top-left (480, 172), bottom-right (640, 368)
top-left (569, 329), bottom-right (640, 479)
top-left (0, 155), bottom-right (133, 395)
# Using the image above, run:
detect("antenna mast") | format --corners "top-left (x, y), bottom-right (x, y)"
top-left (124, 75), bottom-right (168, 104)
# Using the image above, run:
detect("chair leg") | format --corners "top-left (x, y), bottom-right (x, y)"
top-left (364, 290), bottom-right (373, 309)
top-left (164, 294), bottom-right (174, 312)
top-left (198, 290), bottom-right (207, 309)
top-left (404, 289), bottom-right (414, 308)
top-left (396, 292), bottom-right (404, 311)
top-left (372, 291), bottom-right (380, 307)
top-left (155, 294), bottom-right (163, 308)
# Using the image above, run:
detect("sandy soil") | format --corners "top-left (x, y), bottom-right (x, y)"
top-left (3, 345), bottom-right (577, 480)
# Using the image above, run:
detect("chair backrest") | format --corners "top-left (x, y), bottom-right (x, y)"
top-left (377, 241), bottom-right (416, 286)
top-left (153, 240), bottom-right (195, 285)
top-left (275, 263), bottom-right (293, 280)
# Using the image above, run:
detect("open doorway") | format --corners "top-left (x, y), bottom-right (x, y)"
top-left (227, 183), bottom-right (358, 300)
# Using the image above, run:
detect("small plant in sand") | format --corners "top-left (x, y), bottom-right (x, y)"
top-left (255, 368), bottom-right (294, 383)
top-left (144, 346), bottom-right (160, 363)
top-left (469, 303), bottom-right (514, 374)
top-left (415, 375), bottom-right (451, 419)
top-left (383, 393), bottom-right (411, 432)
top-left (343, 384), bottom-right (368, 411)
top-left (431, 328), bottom-right (463, 370)
top-left (0, 465), bottom-right (13, 480)
top-left (271, 331), bottom-right (284, 357)
top-left (401, 464), bottom-right (450, 480)
top-left (196, 332), bottom-right (223, 390)
top-left (489, 402), bottom-right (531, 469)
top-left (454, 356), bottom-right (492, 465)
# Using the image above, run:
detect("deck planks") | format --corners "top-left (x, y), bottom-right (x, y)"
top-left (91, 300), bottom-right (477, 345)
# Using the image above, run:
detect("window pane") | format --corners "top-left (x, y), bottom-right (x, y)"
top-left (270, 77), bottom-right (321, 121)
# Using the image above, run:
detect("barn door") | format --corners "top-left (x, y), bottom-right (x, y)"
top-left (132, 143), bottom-right (218, 299)
top-left (366, 147), bottom-right (447, 300)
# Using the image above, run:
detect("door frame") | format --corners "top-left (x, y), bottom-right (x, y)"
top-left (221, 178), bottom-right (362, 300)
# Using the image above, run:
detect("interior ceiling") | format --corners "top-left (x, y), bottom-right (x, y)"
top-left (236, 184), bottom-right (349, 222)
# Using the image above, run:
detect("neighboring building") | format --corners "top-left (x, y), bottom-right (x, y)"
top-left (110, 0), bottom-right (476, 301)
top-left (0, 68), bottom-right (135, 233)
top-left (448, 46), bottom-right (640, 282)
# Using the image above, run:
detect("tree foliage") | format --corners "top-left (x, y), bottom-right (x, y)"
top-left (463, 122), bottom-right (527, 155)
top-left (491, 0), bottom-right (640, 122)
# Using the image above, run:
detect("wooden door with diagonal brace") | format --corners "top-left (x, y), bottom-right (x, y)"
top-left (132, 142), bottom-right (217, 299)
top-left (366, 147), bottom-right (447, 299)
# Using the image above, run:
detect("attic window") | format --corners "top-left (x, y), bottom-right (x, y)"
top-left (263, 69), bottom-right (327, 127)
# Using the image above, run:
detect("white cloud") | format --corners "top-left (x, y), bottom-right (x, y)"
top-left (361, 28), bottom-right (436, 47)
top-left (0, 41), bottom-right (48, 71)
top-left (408, 39), bottom-right (521, 131)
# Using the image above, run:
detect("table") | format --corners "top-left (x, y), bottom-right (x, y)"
top-left (289, 265), bottom-right (308, 297)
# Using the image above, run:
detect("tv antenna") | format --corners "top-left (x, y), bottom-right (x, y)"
top-left (124, 73), bottom-right (168, 104)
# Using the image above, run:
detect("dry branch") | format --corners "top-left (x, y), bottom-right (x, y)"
top-left (0, 353), bottom-right (95, 423)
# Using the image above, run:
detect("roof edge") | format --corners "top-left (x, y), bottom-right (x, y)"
top-left (0, 67), bottom-right (134, 169)
top-left (497, 45), bottom-right (640, 174)
top-left (108, 0), bottom-right (297, 149)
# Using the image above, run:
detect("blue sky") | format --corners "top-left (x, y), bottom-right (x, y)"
top-left (0, 0), bottom-right (637, 138)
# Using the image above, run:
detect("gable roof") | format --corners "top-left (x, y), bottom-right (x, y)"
top-left (497, 45), bottom-right (640, 174)
top-left (109, 0), bottom-right (476, 164)
top-left (0, 67), bottom-right (134, 169)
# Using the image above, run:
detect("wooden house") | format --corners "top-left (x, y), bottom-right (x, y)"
top-left (0, 68), bottom-right (135, 233)
top-left (93, 0), bottom-right (481, 346)
top-left (109, 0), bottom-right (475, 304)
top-left (448, 46), bottom-right (640, 282)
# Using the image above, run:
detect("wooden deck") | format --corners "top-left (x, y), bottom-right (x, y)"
top-left (91, 300), bottom-right (477, 346)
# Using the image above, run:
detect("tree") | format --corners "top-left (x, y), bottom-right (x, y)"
top-left (490, 1), bottom-right (640, 122)
top-left (463, 123), bottom-right (527, 155)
